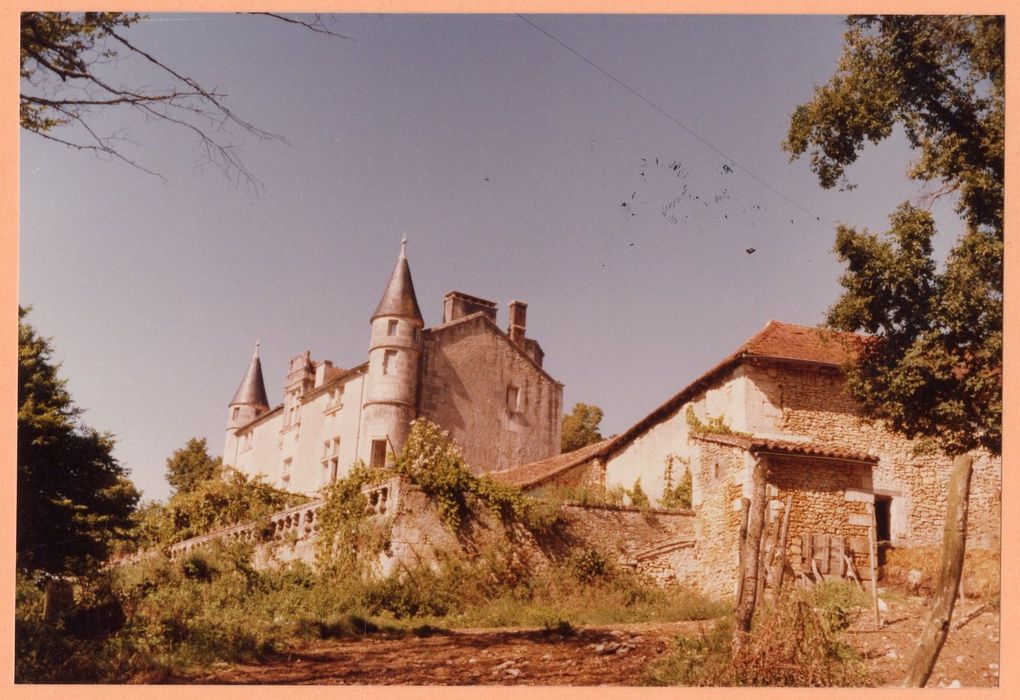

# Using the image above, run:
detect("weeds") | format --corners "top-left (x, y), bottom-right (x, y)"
top-left (884, 546), bottom-right (999, 600)
top-left (645, 585), bottom-right (869, 687)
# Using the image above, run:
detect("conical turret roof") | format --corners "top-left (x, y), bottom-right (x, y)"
top-left (371, 239), bottom-right (423, 323)
top-left (230, 341), bottom-right (270, 407)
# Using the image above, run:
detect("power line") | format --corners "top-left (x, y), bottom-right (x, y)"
top-left (516, 14), bottom-right (828, 225)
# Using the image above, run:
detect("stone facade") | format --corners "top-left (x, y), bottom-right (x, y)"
top-left (222, 245), bottom-right (563, 495)
top-left (418, 312), bottom-right (562, 476)
top-left (502, 321), bottom-right (1000, 599)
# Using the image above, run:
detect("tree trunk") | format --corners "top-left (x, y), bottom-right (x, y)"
top-left (901, 454), bottom-right (974, 687)
top-left (733, 456), bottom-right (768, 644)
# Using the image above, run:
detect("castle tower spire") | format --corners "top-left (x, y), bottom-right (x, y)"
top-left (359, 240), bottom-right (425, 468)
top-left (223, 340), bottom-right (271, 466)
top-left (372, 237), bottom-right (423, 324)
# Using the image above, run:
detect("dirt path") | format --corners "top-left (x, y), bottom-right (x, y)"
top-left (844, 597), bottom-right (999, 688)
top-left (170, 599), bottom-right (999, 686)
top-left (175, 621), bottom-right (704, 686)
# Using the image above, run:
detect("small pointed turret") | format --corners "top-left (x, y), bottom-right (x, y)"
top-left (371, 237), bottom-right (423, 323)
top-left (224, 340), bottom-right (271, 467)
top-left (230, 340), bottom-right (270, 408)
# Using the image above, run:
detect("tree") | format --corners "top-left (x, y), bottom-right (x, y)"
top-left (783, 15), bottom-right (1002, 687)
top-left (17, 308), bottom-right (139, 574)
top-left (560, 402), bottom-right (604, 453)
top-left (165, 437), bottom-right (222, 495)
top-left (20, 12), bottom-right (348, 191)
top-left (140, 467), bottom-right (302, 547)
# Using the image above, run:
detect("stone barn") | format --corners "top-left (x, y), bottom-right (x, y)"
top-left (494, 321), bottom-right (1001, 598)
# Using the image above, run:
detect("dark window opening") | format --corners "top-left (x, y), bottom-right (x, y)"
top-left (874, 495), bottom-right (892, 566)
top-left (371, 439), bottom-right (388, 469)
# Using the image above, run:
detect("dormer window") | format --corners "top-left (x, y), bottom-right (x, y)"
top-left (327, 385), bottom-right (344, 410)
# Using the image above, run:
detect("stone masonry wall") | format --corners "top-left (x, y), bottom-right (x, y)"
top-left (744, 363), bottom-right (1000, 548)
top-left (419, 315), bottom-right (562, 475)
top-left (766, 456), bottom-right (873, 577)
top-left (689, 441), bottom-right (746, 599)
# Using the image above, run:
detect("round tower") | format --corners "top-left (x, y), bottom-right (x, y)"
top-left (224, 340), bottom-right (271, 466)
top-left (359, 239), bottom-right (424, 468)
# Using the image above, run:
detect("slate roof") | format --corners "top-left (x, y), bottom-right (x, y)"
top-left (490, 439), bottom-right (613, 489)
top-left (230, 344), bottom-right (270, 407)
top-left (691, 432), bottom-right (878, 463)
top-left (372, 241), bottom-right (423, 323)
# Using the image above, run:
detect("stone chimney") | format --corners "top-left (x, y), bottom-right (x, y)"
top-left (508, 300), bottom-right (527, 345)
top-left (443, 291), bottom-right (498, 324)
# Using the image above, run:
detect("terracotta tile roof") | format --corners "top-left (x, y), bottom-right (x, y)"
top-left (691, 432), bottom-right (878, 463)
top-left (738, 321), bottom-right (861, 366)
top-left (490, 439), bottom-right (612, 488)
top-left (604, 321), bottom-right (866, 460)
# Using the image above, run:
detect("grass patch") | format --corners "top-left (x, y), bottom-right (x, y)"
top-left (17, 538), bottom-right (727, 682)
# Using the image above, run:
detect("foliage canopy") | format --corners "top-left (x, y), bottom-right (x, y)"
top-left (17, 308), bottom-right (139, 573)
top-left (165, 437), bottom-right (222, 495)
top-left (784, 15), bottom-right (1002, 456)
top-left (561, 402), bottom-right (604, 453)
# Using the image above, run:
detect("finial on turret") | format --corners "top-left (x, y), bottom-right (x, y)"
top-left (401, 234), bottom-right (407, 259)
top-left (254, 338), bottom-right (261, 357)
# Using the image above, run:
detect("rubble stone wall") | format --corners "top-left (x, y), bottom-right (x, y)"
top-left (744, 363), bottom-right (1000, 548)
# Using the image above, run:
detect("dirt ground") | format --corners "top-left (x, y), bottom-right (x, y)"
top-left (171, 597), bottom-right (999, 687)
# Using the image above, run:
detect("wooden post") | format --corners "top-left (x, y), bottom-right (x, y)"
top-left (757, 500), bottom-right (781, 603)
top-left (772, 494), bottom-right (793, 591)
top-left (902, 454), bottom-right (974, 687)
top-left (734, 456), bottom-right (768, 643)
top-left (866, 502), bottom-right (881, 629)
top-left (735, 497), bottom-right (750, 604)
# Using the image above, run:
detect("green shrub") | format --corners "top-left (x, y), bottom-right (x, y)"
top-left (571, 546), bottom-right (610, 583)
top-left (628, 478), bottom-right (650, 509)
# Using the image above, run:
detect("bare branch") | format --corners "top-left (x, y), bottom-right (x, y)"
top-left (33, 105), bottom-right (165, 181)
top-left (107, 29), bottom-right (285, 144)
top-left (246, 12), bottom-right (355, 40)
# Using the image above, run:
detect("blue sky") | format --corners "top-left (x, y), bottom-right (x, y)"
top-left (19, 13), bottom-right (967, 502)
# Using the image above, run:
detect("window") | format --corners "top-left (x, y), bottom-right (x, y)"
top-left (387, 319), bottom-right (398, 336)
top-left (506, 385), bottom-right (520, 412)
top-left (281, 457), bottom-right (292, 485)
top-left (232, 406), bottom-right (240, 420)
top-left (322, 437), bottom-right (340, 485)
top-left (370, 439), bottom-right (388, 469)
top-left (382, 349), bottom-right (398, 375)
top-left (328, 385), bottom-right (344, 410)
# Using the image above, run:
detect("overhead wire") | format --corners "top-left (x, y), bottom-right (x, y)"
top-left (516, 14), bottom-right (830, 226)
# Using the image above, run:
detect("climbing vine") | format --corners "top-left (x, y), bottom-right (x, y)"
top-left (685, 405), bottom-right (749, 436)
top-left (395, 419), bottom-right (526, 530)
top-left (314, 462), bottom-right (389, 579)
top-left (660, 454), bottom-right (692, 510)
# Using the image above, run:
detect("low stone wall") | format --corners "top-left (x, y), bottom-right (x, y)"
top-left (156, 482), bottom-right (714, 598)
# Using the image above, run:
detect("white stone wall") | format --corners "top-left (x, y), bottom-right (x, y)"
top-left (229, 370), bottom-right (368, 495)
top-left (603, 371), bottom-right (746, 508)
